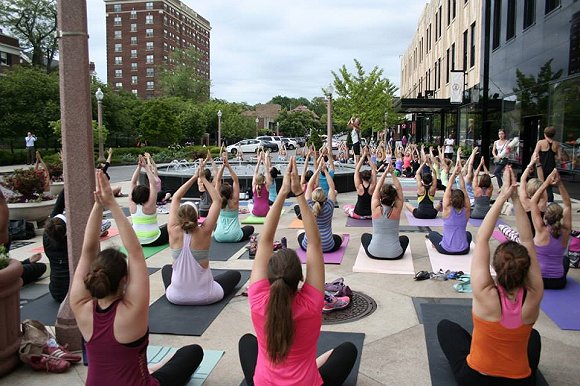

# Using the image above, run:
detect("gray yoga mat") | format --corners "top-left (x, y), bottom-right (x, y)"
top-left (20, 293), bottom-right (61, 325)
top-left (20, 283), bottom-right (50, 300)
top-left (412, 297), bottom-right (472, 324)
top-left (240, 331), bottom-right (365, 386)
top-left (420, 302), bottom-right (548, 386)
top-left (148, 269), bottom-right (251, 336)
top-left (103, 206), bottom-right (131, 219)
top-left (209, 237), bottom-right (250, 261)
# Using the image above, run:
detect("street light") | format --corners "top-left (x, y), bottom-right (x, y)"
top-left (95, 87), bottom-right (105, 163)
top-left (384, 112), bottom-right (388, 142)
top-left (255, 116), bottom-right (259, 137)
top-left (276, 121), bottom-right (280, 136)
top-left (217, 109), bottom-right (222, 146)
top-left (323, 83), bottom-right (334, 156)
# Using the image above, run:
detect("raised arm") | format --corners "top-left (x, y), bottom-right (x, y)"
top-left (225, 157), bottom-right (240, 205)
top-left (390, 164), bottom-right (404, 202)
top-left (252, 153), bottom-right (263, 188)
top-left (354, 148), bottom-right (366, 187)
top-left (214, 163), bottom-right (225, 193)
top-left (199, 167), bottom-right (223, 231)
top-left (530, 170), bottom-right (557, 234)
top-left (264, 153), bottom-right (273, 188)
top-left (168, 172), bottom-right (199, 229)
top-left (518, 152), bottom-right (537, 206)
top-left (130, 156), bottom-right (144, 191)
top-left (324, 165), bottom-right (337, 203)
top-left (106, 147), bottom-right (113, 164)
top-left (300, 150), bottom-right (312, 185)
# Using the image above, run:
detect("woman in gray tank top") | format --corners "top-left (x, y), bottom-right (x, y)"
top-left (361, 164), bottom-right (409, 260)
top-left (470, 158), bottom-right (494, 219)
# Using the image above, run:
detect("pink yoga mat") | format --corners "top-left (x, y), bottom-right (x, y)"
top-left (296, 234), bottom-right (350, 264)
top-left (492, 230), bottom-right (508, 243)
top-left (404, 210), bottom-right (444, 227)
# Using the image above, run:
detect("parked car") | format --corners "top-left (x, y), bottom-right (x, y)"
top-left (294, 137), bottom-right (306, 147)
top-left (281, 137), bottom-right (298, 150)
top-left (226, 139), bottom-right (278, 155)
top-left (256, 136), bottom-right (283, 147)
top-left (321, 135), bottom-right (340, 150)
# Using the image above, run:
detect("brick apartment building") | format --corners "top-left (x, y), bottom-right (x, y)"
top-left (0, 29), bottom-right (21, 74)
top-left (104, 0), bottom-right (211, 98)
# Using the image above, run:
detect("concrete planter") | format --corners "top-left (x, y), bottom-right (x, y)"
top-left (50, 182), bottom-right (64, 196)
top-left (8, 199), bottom-right (56, 223)
top-left (0, 259), bottom-right (23, 376)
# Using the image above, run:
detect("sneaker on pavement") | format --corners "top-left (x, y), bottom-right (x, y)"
top-left (29, 354), bottom-right (71, 373)
top-left (44, 344), bottom-right (82, 363)
top-left (101, 220), bottom-right (111, 233)
top-left (323, 292), bottom-right (350, 313)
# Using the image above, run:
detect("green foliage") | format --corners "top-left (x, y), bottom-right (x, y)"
top-left (138, 98), bottom-right (185, 144)
top-left (331, 59), bottom-right (401, 137)
top-left (50, 120), bottom-right (109, 145)
top-left (268, 96), bottom-right (311, 111)
top-left (2, 168), bottom-right (47, 201)
top-left (0, 245), bottom-right (9, 269)
top-left (308, 130), bottom-right (323, 149)
top-left (0, 0), bottom-right (58, 72)
top-left (157, 47), bottom-right (210, 102)
top-left (277, 109), bottom-right (321, 137)
top-left (46, 160), bottom-right (63, 181)
top-left (90, 79), bottom-right (140, 138)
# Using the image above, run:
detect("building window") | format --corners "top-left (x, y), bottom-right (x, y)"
top-left (130, 10), bottom-right (137, 19)
top-left (113, 16), bottom-right (121, 26)
top-left (146, 14), bottom-right (153, 24)
top-left (132, 89), bottom-right (138, 95)
top-left (452, 0), bottom-right (457, 19)
top-left (0, 51), bottom-right (8, 65)
top-left (470, 22), bottom-right (476, 67)
top-left (146, 81), bottom-right (154, 90)
top-left (130, 49), bottom-right (137, 58)
top-left (113, 4), bottom-right (121, 12)
top-left (115, 69), bottom-right (122, 78)
top-left (131, 63), bottom-right (138, 71)
top-left (435, 11), bottom-right (439, 41)
top-left (437, 58), bottom-right (441, 89)
top-left (438, 6), bottom-right (442, 38)
top-left (114, 30), bottom-right (122, 39)
top-left (463, 29), bottom-right (468, 70)
top-left (115, 82), bottom-right (123, 88)
top-left (163, 42), bottom-right (168, 51)
top-left (446, 48), bottom-right (450, 83)
top-left (146, 42), bottom-right (154, 50)
top-left (493, 0), bottom-right (502, 49)
top-left (506, 0), bottom-right (516, 40)
top-left (131, 76), bottom-right (138, 85)
top-left (114, 43), bottom-right (122, 52)
top-left (131, 23), bottom-right (137, 32)
top-left (524, 0), bottom-right (536, 29)
top-left (114, 56), bottom-right (122, 65)
top-left (545, 0), bottom-right (560, 15)
top-left (434, 61), bottom-right (438, 90)
top-left (146, 28), bottom-right (154, 37)
top-left (146, 2), bottom-right (154, 10)
top-left (146, 54), bottom-right (154, 64)
top-left (146, 68), bottom-right (155, 77)
top-left (447, 0), bottom-right (451, 25)
top-left (131, 37), bottom-right (137, 45)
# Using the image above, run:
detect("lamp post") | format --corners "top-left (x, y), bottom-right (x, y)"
top-left (323, 83), bottom-right (334, 156)
top-left (255, 116), bottom-right (259, 137)
top-left (95, 88), bottom-right (105, 163)
top-left (384, 112), bottom-right (388, 142)
top-left (276, 121), bottom-right (280, 136)
top-left (217, 109), bottom-right (222, 146)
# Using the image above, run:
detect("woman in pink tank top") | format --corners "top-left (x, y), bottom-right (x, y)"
top-left (70, 170), bottom-right (203, 386)
top-left (251, 152), bottom-right (272, 217)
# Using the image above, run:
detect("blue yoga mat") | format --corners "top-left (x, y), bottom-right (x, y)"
top-left (541, 277), bottom-right (580, 330)
top-left (147, 346), bottom-right (224, 386)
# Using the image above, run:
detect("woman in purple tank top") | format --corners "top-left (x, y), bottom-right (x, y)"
top-left (427, 157), bottom-right (472, 255)
top-left (70, 170), bottom-right (203, 386)
top-left (251, 152), bottom-right (272, 217)
top-left (530, 169), bottom-right (572, 289)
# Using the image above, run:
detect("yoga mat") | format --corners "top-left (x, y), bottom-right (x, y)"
top-left (468, 218), bottom-right (506, 228)
top-left (119, 244), bottom-right (169, 259)
top-left (492, 229), bottom-right (508, 243)
top-left (148, 269), bottom-right (250, 336)
top-left (399, 225), bottom-right (432, 233)
top-left (296, 234), bottom-right (350, 264)
top-left (148, 267), bottom-right (161, 275)
top-left (541, 278), bottom-right (580, 330)
top-left (9, 241), bottom-right (34, 250)
top-left (404, 210), bottom-right (444, 227)
top-left (241, 209), bottom-right (286, 224)
top-left (31, 227), bottom-right (121, 253)
top-left (352, 244), bottom-right (415, 274)
top-left (412, 297), bottom-right (472, 324)
top-left (103, 206), bottom-right (131, 219)
top-left (345, 217), bottom-right (372, 227)
top-left (425, 239), bottom-right (477, 274)
top-left (198, 217), bottom-right (206, 224)
top-left (288, 218), bottom-right (304, 229)
top-left (421, 303), bottom-right (548, 386)
top-left (20, 293), bottom-right (60, 325)
top-left (20, 283), bottom-right (49, 300)
top-left (209, 237), bottom-right (249, 261)
top-left (147, 346), bottom-right (224, 386)
top-left (239, 200), bottom-right (293, 207)
top-left (240, 331), bottom-right (365, 386)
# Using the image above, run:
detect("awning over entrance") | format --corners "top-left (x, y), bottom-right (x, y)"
top-left (395, 98), bottom-right (459, 114)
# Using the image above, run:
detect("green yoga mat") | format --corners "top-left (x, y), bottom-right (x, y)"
top-left (147, 346), bottom-right (223, 386)
top-left (119, 244), bottom-right (168, 259)
top-left (241, 209), bottom-right (285, 224)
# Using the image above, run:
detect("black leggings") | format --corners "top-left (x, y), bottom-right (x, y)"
top-left (298, 232), bottom-right (342, 253)
top-left (437, 319), bottom-right (541, 386)
top-left (238, 333), bottom-right (358, 386)
top-left (542, 256), bottom-right (570, 289)
top-left (142, 225), bottom-right (169, 247)
top-left (151, 344), bottom-right (204, 386)
top-left (294, 205), bottom-right (302, 220)
top-left (413, 206), bottom-right (438, 219)
top-left (427, 231), bottom-right (472, 255)
top-left (240, 226), bottom-right (254, 242)
top-left (361, 233), bottom-right (409, 260)
top-left (21, 258), bottom-right (47, 286)
top-left (162, 265), bottom-right (242, 299)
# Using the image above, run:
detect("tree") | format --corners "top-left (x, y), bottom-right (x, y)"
top-left (0, 0), bottom-right (58, 72)
top-left (513, 59), bottom-right (563, 119)
top-left (138, 98), bottom-right (186, 145)
top-left (50, 119), bottom-right (109, 145)
top-left (277, 109), bottom-right (321, 138)
top-left (157, 47), bottom-right (210, 102)
top-left (331, 59), bottom-right (400, 138)
top-left (268, 95), bottom-right (310, 111)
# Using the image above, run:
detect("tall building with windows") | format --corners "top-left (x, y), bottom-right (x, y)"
top-left (0, 29), bottom-right (21, 74)
top-left (104, 0), bottom-right (210, 98)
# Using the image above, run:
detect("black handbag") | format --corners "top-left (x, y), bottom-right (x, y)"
top-left (9, 219), bottom-right (36, 240)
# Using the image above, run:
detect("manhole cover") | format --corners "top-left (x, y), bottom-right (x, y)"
top-left (322, 291), bottom-right (377, 325)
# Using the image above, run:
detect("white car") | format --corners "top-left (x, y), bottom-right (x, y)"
top-left (226, 139), bottom-right (278, 155)
top-left (256, 135), bottom-right (283, 148)
top-left (281, 137), bottom-right (298, 150)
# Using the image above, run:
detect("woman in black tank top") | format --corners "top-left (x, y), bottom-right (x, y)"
top-left (534, 127), bottom-right (561, 203)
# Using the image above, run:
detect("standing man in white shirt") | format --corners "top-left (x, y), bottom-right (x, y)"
top-left (443, 133), bottom-right (455, 160)
top-left (25, 132), bottom-right (37, 165)
top-left (349, 117), bottom-right (362, 164)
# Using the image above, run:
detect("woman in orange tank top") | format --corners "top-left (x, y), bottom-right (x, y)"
top-left (437, 165), bottom-right (544, 385)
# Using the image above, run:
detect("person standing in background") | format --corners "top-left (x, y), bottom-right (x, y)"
top-left (25, 132), bottom-right (37, 165)
top-left (534, 127), bottom-right (561, 203)
top-left (444, 133), bottom-right (455, 160)
top-left (349, 117), bottom-right (362, 164)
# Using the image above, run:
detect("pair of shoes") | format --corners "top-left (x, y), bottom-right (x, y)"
top-left (430, 269), bottom-right (448, 281)
top-left (28, 354), bottom-right (71, 373)
top-left (324, 277), bottom-right (353, 299)
top-left (101, 219), bottom-right (111, 233)
top-left (248, 235), bottom-right (257, 257)
top-left (43, 344), bottom-right (81, 363)
top-left (414, 271), bottom-right (431, 281)
top-left (323, 291), bottom-right (350, 313)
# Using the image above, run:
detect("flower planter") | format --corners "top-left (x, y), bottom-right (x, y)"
top-left (50, 181), bottom-right (64, 196)
top-left (0, 259), bottom-right (23, 376)
top-left (8, 199), bottom-right (56, 223)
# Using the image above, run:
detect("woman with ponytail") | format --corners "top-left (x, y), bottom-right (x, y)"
top-left (437, 165), bottom-right (543, 385)
top-left (71, 170), bottom-right (203, 386)
top-left (343, 146), bottom-right (377, 219)
top-left (251, 151), bottom-right (272, 217)
top-left (213, 156), bottom-right (255, 243)
top-left (161, 161), bottom-right (241, 305)
top-left (530, 169), bottom-right (572, 289)
top-left (239, 157), bottom-right (358, 386)
top-left (298, 157), bottom-right (342, 253)
top-left (470, 156), bottom-right (494, 219)
top-left (404, 156), bottom-right (438, 219)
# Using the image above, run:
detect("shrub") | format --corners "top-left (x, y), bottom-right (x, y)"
top-left (1, 168), bottom-right (50, 202)
top-left (0, 245), bottom-right (9, 270)
top-left (46, 161), bottom-right (63, 182)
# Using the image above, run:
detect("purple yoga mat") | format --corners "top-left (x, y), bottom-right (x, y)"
top-left (296, 234), bottom-right (350, 264)
top-left (469, 218), bottom-right (506, 228)
top-left (404, 210), bottom-right (444, 227)
top-left (540, 278), bottom-right (580, 330)
top-left (345, 217), bottom-right (372, 227)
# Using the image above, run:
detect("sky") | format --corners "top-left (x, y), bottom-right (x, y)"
top-left (86, 0), bottom-right (427, 105)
